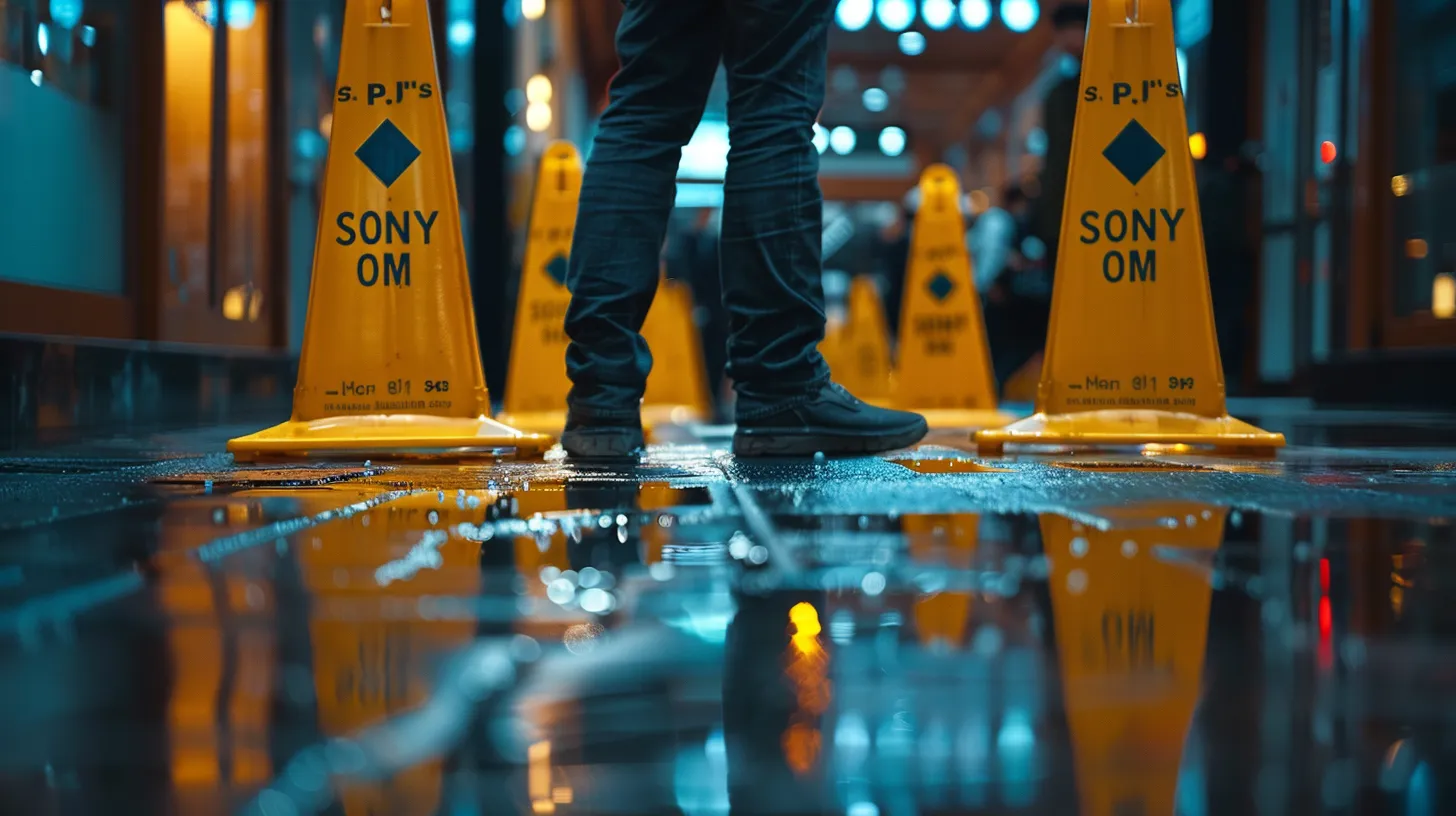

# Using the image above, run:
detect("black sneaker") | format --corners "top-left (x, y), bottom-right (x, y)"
top-left (733, 383), bottom-right (928, 457)
top-left (560, 415), bottom-right (646, 459)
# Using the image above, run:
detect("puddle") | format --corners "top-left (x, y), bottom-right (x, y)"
top-left (11, 446), bottom-right (1456, 816)
top-left (151, 466), bottom-right (386, 488)
top-left (890, 458), bottom-right (1016, 474)
top-left (1050, 459), bottom-right (1210, 473)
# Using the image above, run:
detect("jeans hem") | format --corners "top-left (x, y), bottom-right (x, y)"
top-left (565, 404), bottom-right (643, 422)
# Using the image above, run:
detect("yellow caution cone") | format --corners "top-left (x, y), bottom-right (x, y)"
top-left (227, 0), bottom-right (552, 461)
top-left (1001, 352), bottom-right (1043, 404)
top-left (903, 513), bottom-right (978, 649)
top-left (296, 489), bottom-right (491, 815)
top-left (976, 0), bottom-right (1283, 455)
top-left (823, 276), bottom-right (893, 406)
top-left (641, 276), bottom-right (714, 427)
top-left (1042, 502), bottom-right (1223, 816)
top-left (893, 165), bottom-right (1015, 429)
top-left (498, 141), bottom-right (584, 435)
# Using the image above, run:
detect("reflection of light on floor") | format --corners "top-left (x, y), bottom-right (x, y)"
top-left (674, 729), bottom-right (730, 816)
top-left (784, 603), bottom-right (831, 774)
top-left (996, 708), bottom-right (1036, 807)
top-left (529, 740), bottom-right (570, 814)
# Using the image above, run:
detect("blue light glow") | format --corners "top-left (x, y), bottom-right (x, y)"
top-left (226, 0), bottom-right (256, 30)
top-left (835, 0), bottom-right (873, 31)
top-left (879, 126), bottom-right (906, 156)
top-left (830, 126), bottom-right (857, 155)
top-left (959, 0), bottom-right (991, 29)
top-left (862, 87), bottom-right (889, 112)
top-left (875, 0), bottom-right (915, 32)
top-left (448, 19), bottom-right (475, 51)
top-left (921, 0), bottom-right (955, 29)
top-left (1000, 0), bottom-right (1038, 33)
top-left (49, 0), bottom-right (83, 29)
top-left (898, 31), bottom-right (926, 55)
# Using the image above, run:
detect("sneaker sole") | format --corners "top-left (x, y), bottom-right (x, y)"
top-left (731, 418), bottom-right (929, 458)
top-left (561, 429), bottom-right (646, 459)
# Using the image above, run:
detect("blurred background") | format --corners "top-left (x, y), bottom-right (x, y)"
top-left (0, 0), bottom-right (1450, 423)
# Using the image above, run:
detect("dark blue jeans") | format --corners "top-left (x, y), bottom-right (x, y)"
top-left (563, 0), bottom-right (835, 423)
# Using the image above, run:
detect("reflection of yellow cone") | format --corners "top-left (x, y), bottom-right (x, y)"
top-left (641, 277), bottom-right (713, 428)
top-left (228, 0), bottom-right (551, 460)
top-left (904, 513), bottom-right (978, 649)
top-left (822, 276), bottom-right (892, 406)
top-left (296, 489), bottom-right (490, 816)
top-left (893, 165), bottom-right (1015, 430)
top-left (976, 0), bottom-right (1282, 455)
top-left (499, 141), bottom-right (583, 436)
top-left (1042, 502), bottom-right (1224, 816)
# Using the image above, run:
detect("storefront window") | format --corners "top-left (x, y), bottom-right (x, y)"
top-left (0, 0), bottom-right (131, 294)
top-left (1390, 0), bottom-right (1456, 319)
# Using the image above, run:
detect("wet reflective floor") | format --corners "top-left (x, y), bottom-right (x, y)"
top-left (3, 404), bottom-right (1456, 815)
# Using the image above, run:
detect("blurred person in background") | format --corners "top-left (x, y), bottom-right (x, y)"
top-left (1030, 1), bottom-right (1089, 337)
top-left (560, 0), bottom-right (927, 458)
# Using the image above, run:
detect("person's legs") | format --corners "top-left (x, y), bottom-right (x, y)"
top-left (719, 0), bottom-right (926, 456)
top-left (717, 0), bottom-right (835, 405)
top-left (561, 0), bottom-right (723, 455)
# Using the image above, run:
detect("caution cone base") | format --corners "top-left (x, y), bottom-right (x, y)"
top-left (975, 409), bottom-right (1284, 456)
top-left (916, 407), bottom-right (1019, 430)
top-left (228, 414), bottom-right (555, 461)
top-left (494, 409), bottom-right (568, 437)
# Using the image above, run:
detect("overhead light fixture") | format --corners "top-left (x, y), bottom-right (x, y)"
top-left (862, 87), bottom-right (889, 112)
top-left (875, 0), bottom-right (915, 32)
top-left (835, 0), bottom-right (873, 31)
top-left (830, 126), bottom-right (857, 155)
top-left (526, 101), bottom-right (552, 132)
top-left (878, 126), bottom-right (907, 157)
top-left (921, 0), bottom-right (954, 29)
top-left (959, 0), bottom-right (991, 29)
top-left (526, 74), bottom-right (553, 104)
top-left (999, 0), bottom-right (1038, 32)
top-left (898, 31), bottom-right (926, 55)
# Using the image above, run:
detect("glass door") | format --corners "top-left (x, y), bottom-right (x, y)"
top-left (161, 0), bottom-right (276, 346)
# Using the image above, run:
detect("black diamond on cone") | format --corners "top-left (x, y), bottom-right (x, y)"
top-left (355, 119), bottom-right (420, 188)
top-left (545, 254), bottom-right (568, 285)
top-left (1102, 119), bottom-right (1165, 186)
top-left (928, 271), bottom-right (955, 302)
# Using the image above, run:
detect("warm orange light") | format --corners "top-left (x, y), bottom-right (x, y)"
top-left (968, 188), bottom-right (990, 215)
top-left (1406, 238), bottom-right (1429, 259)
top-left (1392, 175), bottom-right (1410, 196)
top-left (1433, 273), bottom-right (1455, 319)
top-left (522, 0), bottom-right (546, 20)
top-left (1320, 140), bottom-right (1337, 164)
top-left (1188, 132), bottom-right (1207, 160)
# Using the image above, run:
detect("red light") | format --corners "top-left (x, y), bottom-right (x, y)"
top-left (1320, 141), bottom-right (1337, 164)
top-left (1320, 558), bottom-right (1330, 592)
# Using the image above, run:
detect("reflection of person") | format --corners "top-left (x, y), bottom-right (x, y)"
top-left (724, 589), bottom-right (832, 814)
top-left (560, 0), bottom-right (927, 459)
